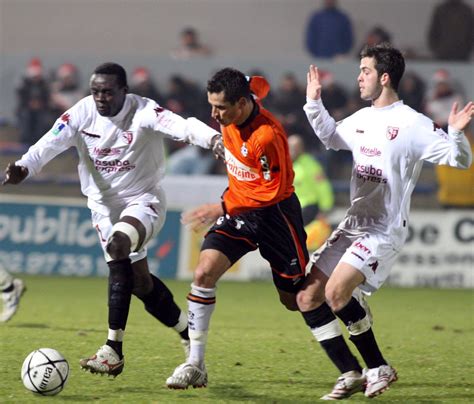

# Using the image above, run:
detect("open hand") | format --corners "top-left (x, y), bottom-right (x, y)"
top-left (306, 65), bottom-right (322, 101)
top-left (448, 101), bottom-right (474, 132)
top-left (181, 203), bottom-right (224, 232)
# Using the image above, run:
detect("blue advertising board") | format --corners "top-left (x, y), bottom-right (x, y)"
top-left (0, 198), bottom-right (181, 278)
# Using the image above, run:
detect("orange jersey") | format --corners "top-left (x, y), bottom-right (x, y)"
top-left (222, 103), bottom-right (295, 215)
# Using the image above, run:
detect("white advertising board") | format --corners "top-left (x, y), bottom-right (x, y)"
top-left (178, 208), bottom-right (474, 288)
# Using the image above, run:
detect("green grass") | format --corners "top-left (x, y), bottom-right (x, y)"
top-left (0, 275), bottom-right (473, 403)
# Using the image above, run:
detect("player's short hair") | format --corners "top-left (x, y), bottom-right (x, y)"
top-left (93, 62), bottom-right (128, 88)
top-left (360, 42), bottom-right (405, 92)
top-left (207, 68), bottom-right (251, 104)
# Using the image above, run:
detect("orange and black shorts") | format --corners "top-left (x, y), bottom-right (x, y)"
top-left (202, 193), bottom-right (309, 293)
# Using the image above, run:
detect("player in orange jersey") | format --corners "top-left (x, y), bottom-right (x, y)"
top-left (166, 68), bottom-right (311, 388)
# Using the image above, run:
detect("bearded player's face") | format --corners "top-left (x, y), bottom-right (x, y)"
top-left (358, 57), bottom-right (383, 101)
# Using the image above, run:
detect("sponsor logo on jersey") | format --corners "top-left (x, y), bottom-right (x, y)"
top-left (93, 147), bottom-right (121, 157)
top-left (51, 123), bottom-right (66, 135)
top-left (354, 241), bottom-right (371, 255)
top-left (386, 126), bottom-right (399, 140)
top-left (122, 131), bottom-right (133, 144)
top-left (368, 261), bottom-right (379, 273)
top-left (360, 146), bottom-right (381, 157)
top-left (94, 158), bottom-right (136, 173)
top-left (355, 163), bottom-right (387, 184)
top-left (51, 113), bottom-right (71, 135)
top-left (225, 150), bottom-right (260, 181)
top-left (356, 129), bottom-right (365, 134)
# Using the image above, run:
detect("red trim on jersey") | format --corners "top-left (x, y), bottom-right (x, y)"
top-left (214, 230), bottom-right (257, 249)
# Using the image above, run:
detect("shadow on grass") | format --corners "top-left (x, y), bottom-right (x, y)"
top-left (208, 381), bottom-right (329, 403)
top-left (11, 323), bottom-right (102, 333)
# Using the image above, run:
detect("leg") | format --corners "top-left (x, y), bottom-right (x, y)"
top-left (132, 258), bottom-right (189, 356)
top-left (327, 262), bottom-right (397, 398)
top-left (80, 216), bottom-right (143, 376)
top-left (297, 266), bottom-right (365, 400)
top-left (166, 248), bottom-right (232, 389)
top-left (0, 264), bottom-right (26, 322)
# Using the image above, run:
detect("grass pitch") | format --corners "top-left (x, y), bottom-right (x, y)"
top-left (0, 275), bottom-right (473, 403)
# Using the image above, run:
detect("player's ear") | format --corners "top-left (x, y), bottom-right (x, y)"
top-left (380, 72), bottom-right (390, 87)
top-left (238, 97), bottom-right (247, 108)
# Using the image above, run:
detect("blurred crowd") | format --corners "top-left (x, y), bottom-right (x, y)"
top-left (5, 0), bottom-right (473, 208)
top-left (13, 57), bottom-right (469, 175)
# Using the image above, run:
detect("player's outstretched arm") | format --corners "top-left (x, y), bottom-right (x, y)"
top-left (306, 65), bottom-right (322, 101)
top-left (448, 101), bottom-right (474, 132)
top-left (2, 163), bottom-right (28, 185)
top-left (181, 203), bottom-right (224, 232)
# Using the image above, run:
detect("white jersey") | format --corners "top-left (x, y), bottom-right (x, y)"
top-left (17, 94), bottom-right (219, 215)
top-left (304, 98), bottom-right (472, 249)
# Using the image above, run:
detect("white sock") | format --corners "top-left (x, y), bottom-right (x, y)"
top-left (187, 283), bottom-right (216, 367)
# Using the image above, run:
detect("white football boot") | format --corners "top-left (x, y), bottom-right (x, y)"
top-left (321, 370), bottom-right (366, 400)
top-left (364, 365), bottom-right (398, 398)
top-left (0, 278), bottom-right (26, 322)
top-left (166, 362), bottom-right (208, 389)
top-left (79, 345), bottom-right (124, 377)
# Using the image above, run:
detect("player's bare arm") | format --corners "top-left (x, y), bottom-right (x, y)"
top-left (306, 65), bottom-right (322, 101)
top-left (448, 101), bottom-right (474, 131)
top-left (181, 203), bottom-right (224, 232)
top-left (2, 163), bottom-right (28, 185)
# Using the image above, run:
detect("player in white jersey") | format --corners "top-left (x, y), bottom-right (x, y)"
top-left (297, 43), bottom-right (473, 400)
top-left (2, 62), bottom-right (223, 377)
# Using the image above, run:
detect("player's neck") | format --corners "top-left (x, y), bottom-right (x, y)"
top-left (236, 99), bottom-right (255, 126)
top-left (372, 88), bottom-right (399, 108)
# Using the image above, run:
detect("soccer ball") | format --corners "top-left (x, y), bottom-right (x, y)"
top-left (21, 348), bottom-right (69, 396)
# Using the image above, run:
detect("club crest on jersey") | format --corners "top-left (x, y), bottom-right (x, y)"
top-left (386, 126), bottom-right (399, 140)
top-left (122, 131), bottom-right (133, 144)
top-left (240, 143), bottom-right (248, 157)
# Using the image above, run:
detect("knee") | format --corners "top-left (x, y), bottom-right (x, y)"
top-left (296, 286), bottom-right (325, 312)
top-left (325, 283), bottom-right (350, 312)
top-left (106, 232), bottom-right (131, 261)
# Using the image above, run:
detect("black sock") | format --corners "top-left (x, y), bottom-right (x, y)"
top-left (139, 274), bottom-right (182, 328)
top-left (179, 327), bottom-right (189, 340)
top-left (2, 283), bottom-right (13, 293)
top-left (108, 258), bottom-right (133, 334)
top-left (336, 297), bottom-right (387, 368)
top-left (106, 339), bottom-right (123, 359)
top-left (302, 303), bottom-right (362, 374)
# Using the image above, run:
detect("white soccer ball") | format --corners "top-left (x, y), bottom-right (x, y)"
top-left (21, 348), bottom-right (69, 396)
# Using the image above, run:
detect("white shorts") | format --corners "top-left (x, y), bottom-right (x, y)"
top-left (91, 201), bottom-right (166, 263)
top-left (310, 229), bottom-right (398, 293)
